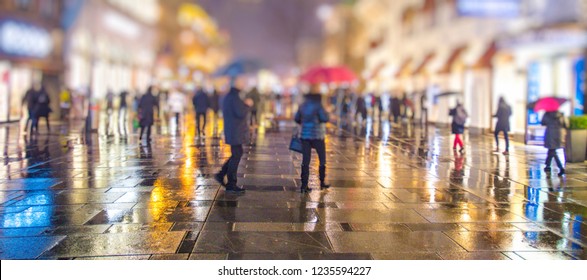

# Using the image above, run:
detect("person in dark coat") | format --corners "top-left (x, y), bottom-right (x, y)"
top-left (390, 96), bottom-right (401, 123)
top-left (22, 85), bottom-right (39, 133)
top-left (493, 97), bottom-right (512, 155)
top-left (192, 87), bottom-right (210, 137)
top-left (119, 90), bottom-right (129, 136)
top-left (541, 111), bottom-right (566, 176)
top-left (245, 86), bottom-right (261, 126)
top-left (449, 101), bottom-right (468, 153)
top-left (138, 86), bottom-right (158, 143)
top-left (420, 93), bottom-right (428, 126)
top-left (215, 78), bottom-right (252, 193)
top-left (33, 86), bottom-right (51, 134)
top-left (295, 84), bottom-right (331, 193)
top-left (355, 92), bottom-right (367, 124)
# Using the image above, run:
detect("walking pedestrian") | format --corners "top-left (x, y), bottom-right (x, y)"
top-left (493, 97), bottom-right (512, 155)
top-left (295, 84), bottom-right (331, 193)
top-left (541, 111), bottom-right (566, 176)
top-left (390, 95), bottom-right (401, 124)
top-left (192, 86), bottom-right (210, 137)
top-left (59, 87), bottom-right (71, 121)
top-left (245, 86), bottom-right (261, 127)
top-left (214, 77), bottom-right (253, 194)
top-left (33, 86), bottom-right (51, 134)
top-left (138, 86), bottom-right (158, 144)
top-left (420, 92), bottom-right (428, 126)
top-left (355, 92), bottom-right (367, 125)
top-left (22, 84), bottom-right (39, 133)
top-left (449, 101), bottom-right (468, 153)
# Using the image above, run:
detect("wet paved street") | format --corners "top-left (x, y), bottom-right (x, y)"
top-left (1, 115), bottom-right (586, 260)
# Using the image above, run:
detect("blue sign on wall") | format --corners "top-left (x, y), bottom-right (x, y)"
top-left (457, 0), bottom-right (520, 17)
top-left (527, 62), bottom-right (541, 125)
top-left (575, 58), bottom-right (585, 115)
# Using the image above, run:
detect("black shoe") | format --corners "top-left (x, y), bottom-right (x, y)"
top-left (558, 169), bottom-right (565, 177)
top-left (300, 187), bottom-right (312, 193)
top-left (544, 166), bottom-right (552, 173)
top-left (320, 183), bottom-right (331, 190)
top-left (214, 173), bottom-right (227, 188)
top-left (226, 186), bottom-right (246, 194)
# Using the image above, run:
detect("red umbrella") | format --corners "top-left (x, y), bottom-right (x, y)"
top-left (300, 66), bottom-right (357, 84)
top-left (528, 97), bottom-right (568, 112)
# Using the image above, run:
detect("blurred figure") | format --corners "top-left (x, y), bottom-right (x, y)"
top-left (118, 90), bottom-right (129, 136)
top-left (32, 85), bottom-right (51, 134)
top-left (355, 92), bottom-right (367, 125)
top-left (192, 86), bottom-right (210, 137)
top-left (541, 111), bottom-right (566, 176)
top-left (105, 89), bottom-right (115, 135)
top-left (449, 101), bottom-right (468, 153)
top-left (210, 88), bottom-right (220, 123)
top-left (59, 87), bottom-right (71, 121)
top-left (295, 84), bottom-right (331, 193)
top-left (138, 86), bottom-right (158, 144)
top-left (214, 77), bottom-right (252, 194)
top-left (390, 95), bottom-right (401, 124)
top-left (167, 87), bottom-right (185, 132)
top-left (246, 86), bottom-right (261, 126)
top-left (22, 84), bottom-right (40, 133)
top-left (493, 97), bottom-right (512, 155)
top-left (420, 92), bottom-right (428, 126)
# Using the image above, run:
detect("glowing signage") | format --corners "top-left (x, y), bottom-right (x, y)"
top-left (0, 21), bottom-right (53, 58)
top-left (457, 0), bottom-right (520, 17)
top-left (575, 58), bottom-right (585, 115)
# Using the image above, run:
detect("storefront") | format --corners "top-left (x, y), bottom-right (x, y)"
top-left (0, 19), bottom-right (61, 123)
top-left (65, 0), bottom-right (157, 103)
top-left (496, 26), bottom-right (587, 144)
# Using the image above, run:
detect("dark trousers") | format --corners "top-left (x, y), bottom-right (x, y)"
top-left (494, 129), bottom-right (509, 151)
top-left (196, 112), bottom-right (206, 136)
top-left (220, 145), bottom-right (243, 187)
top-left (421, 108), bottom-right (428, 125)
top-left (139, 125), bottom-right (152, 141)
top-left (545, 149), bottom-right (563, 169)
top-left (301, 139), bottom-right (326, 188)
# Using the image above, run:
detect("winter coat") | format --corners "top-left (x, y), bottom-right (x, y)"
top-left (138, 93), bottom-right (158, 127)
top-left (493, 103), bottom-right (512, 132)
top-left (449, 105), bottom-right (468, 134)
top-left (210, 91), bottom-right (220, 112)
top-left (168, 91), bottom-right (185, 113)
top-left (356, 96), bottom-right (367, 115)
top-left (192, 90), bottom-right (210, 113)
top-left (222, 87), bottom-right (250, 145)
top-left (35, 88), bottom-right (51, 118)
top-left (295, 93), bottom-right (329, 140)
top-left (245, 88), bottom-right (261, 111)
top-left (542, 112), bottom-right (566, 149)
top-left (390, 97), bottom-right (401, 116)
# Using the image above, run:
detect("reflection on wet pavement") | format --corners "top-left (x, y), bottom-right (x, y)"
top-left (0, 115), bottom-right (586, 260)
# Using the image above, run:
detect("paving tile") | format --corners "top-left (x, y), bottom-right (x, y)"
top-left (326, 231), bottom-right (464, 253)
top-left (0, 236), bottom-right (65, 259)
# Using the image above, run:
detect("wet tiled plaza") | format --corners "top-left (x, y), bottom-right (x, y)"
top-left (1, 116), bottom-right (586, 260)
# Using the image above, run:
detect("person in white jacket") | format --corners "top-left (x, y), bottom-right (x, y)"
top-left (167, 88), bottom-right (186, 131)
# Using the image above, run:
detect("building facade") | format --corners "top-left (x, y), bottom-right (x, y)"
top-left (0, 0), bottom-right (64, 123)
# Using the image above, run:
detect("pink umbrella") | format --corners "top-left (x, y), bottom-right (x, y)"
top-left (300, 66), bottom-right (357, 84)
top-left (528, 97), bottom-right (568, 112)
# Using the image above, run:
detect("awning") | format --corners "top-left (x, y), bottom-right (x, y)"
top-left (438, 46), bottom-right (467, 74)
top-left (473, 41), bottom-right (497, 69)
top-left (394, 57), bottom-right (413, 78)
top-left (412, 53), bottom-right (435, 76)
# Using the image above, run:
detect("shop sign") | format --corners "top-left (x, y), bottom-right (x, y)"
top-left (526, 62), bottom-right (545, 145)
top-left (0, 21), bottom-right (52, 58)
top-left (457, 0), bottom-right (520, 17)
top-left (575, 58), bottom-right (585, 115)
top-left (498, 29), bottom-right (587, 50)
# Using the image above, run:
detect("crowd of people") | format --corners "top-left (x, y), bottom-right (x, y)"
top-left (16, 75), bottom-right (568, 195)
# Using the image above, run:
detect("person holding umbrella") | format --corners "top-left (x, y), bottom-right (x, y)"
top-left (493, 97), bottom-right (512, 155)
top-left (528, 96), bottom-right (568, 176)
top-left (542, 111), bottom-right (566, 176)
top-left (449, 101), bottom-right (468, 153)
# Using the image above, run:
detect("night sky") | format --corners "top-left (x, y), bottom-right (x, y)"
top-left (198, 0), bottom-right (339, 73)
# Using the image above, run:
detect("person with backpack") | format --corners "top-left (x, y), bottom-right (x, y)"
top-left (449, 101), bottom-right (468, 153)
top-left (493, 97), bottom-right (512, 155)
top-left (33, 86), bottom-right (52, 134)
